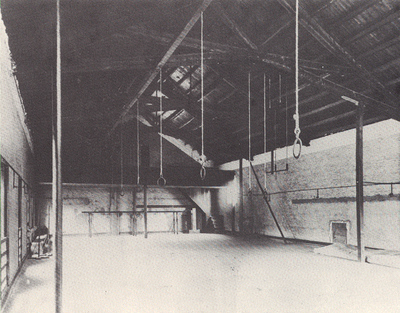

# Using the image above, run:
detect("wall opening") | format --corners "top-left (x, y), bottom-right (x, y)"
top-left (330, 221), bottom-right (349, 244)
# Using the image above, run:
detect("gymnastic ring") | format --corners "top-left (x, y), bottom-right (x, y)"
top-left (200, 166), bottom-right (206, 180)
top-left (293, 137), bottom-right (302, 159)
top-left (157, 175), bottom-right (166, 186)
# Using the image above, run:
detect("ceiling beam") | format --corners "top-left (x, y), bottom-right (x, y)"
top-left (260, 16), bottom-right (293, 48)
top-left (64, 52), bottom-right (238, 73)
top-left (372, 56), bottom-right (400, 74)
top-left (310, 116), bottom-right (385, 139)
top-left (343, 9), bottom-right (400, 45)
top-left (357, 35), bottom-right (400, 59)
top-left (289, 76), bottom-right (399, 120)
top-left (125, 25), bottom-right (248, 55)
top-left (322, 0), bottom-right (378, 31)
top-left (302, 111), bottom-right (355, 130)
top-left (275, 0), bottom-right (400, 118)
top-left (109, 0), bottom-right (215, 136)
top-left (212, 1), bottom-right (259, 51)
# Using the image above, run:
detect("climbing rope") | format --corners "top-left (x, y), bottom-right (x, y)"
top-left (199, 11), bottom-right (206, 180)
top-left (285, 78), bottom-right (289, 167)
top-left (263, 73), bottom-right (267, 189)
top-left (293, 0), bottom-right (302, 159)
top-left (136, 100), bottom-right (140, 185)
top-left (248, 71), bottom-right (252, 191)
top-left (157, 70), bottom-right (166, 186)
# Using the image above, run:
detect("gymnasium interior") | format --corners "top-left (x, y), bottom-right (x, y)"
top-left (1, 0), bottom-right (400, 312)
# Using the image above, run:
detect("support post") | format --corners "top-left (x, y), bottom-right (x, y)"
top-left (356, 101), bottom-right (365, 262)
top-left (55, 0), bottom-right (63, 311)
top-left (250, 162), bottom-right (286, 243)
top-left (88, 213), bottom-right (92, 238)
top-left (239, 159), bottom-right (244, 233)
top-left (271, 150), bottom-right (275, 174)
top-left (144, 185), bottom-right (148, 238)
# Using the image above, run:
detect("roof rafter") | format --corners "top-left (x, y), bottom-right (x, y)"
top-left (212, 1), bottom-right (259, 51)
top-left (343, 9), bottom-right (400, 45)
top-left (109, 0), bottom-right (215, 136)
top-left (126, 25), bottom-right (248, 55)
top-left (276, 0), bottom-right (400, 118)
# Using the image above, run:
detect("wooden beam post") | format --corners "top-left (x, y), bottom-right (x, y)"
top-left (55, 0), bottom-right (63, 312)
top-left (144, 184), bottom-right (148, 239)
top-left (239, 159), bottom-right (244, 233)
top-left (88, 214), bottom-right (92, 238)
top-left (110, 0), bottom-right (215, 135)
top-left (356, 100), bottom-right (365, 262)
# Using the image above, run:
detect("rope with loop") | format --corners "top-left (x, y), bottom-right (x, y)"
top-left (157, 69), bottom-right (166, 186)
top-left (293, 0), bottom-right (302, 159)
top-left (199, 12), bottom-right (206, 180)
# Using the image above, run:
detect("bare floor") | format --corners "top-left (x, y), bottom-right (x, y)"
top-left (3, 234), bottom-right (400, 313)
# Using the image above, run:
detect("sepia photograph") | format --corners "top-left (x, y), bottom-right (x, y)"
top-left (1, 0), bottom-right (400, 312)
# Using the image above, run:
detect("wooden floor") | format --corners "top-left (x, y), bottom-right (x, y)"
top-left (3, 233), bottom-right (400, 313)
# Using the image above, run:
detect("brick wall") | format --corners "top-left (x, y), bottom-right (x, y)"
top-left (218, 123), bottom-right (400, 250)
top-left (37, 184), bottom-right (212, 236)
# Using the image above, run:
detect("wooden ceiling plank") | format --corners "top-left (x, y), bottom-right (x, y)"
top-left (322, 0), bottom-right (378, 31)
top-left (109, 0), bottom-right (215, 136)
top-left (276, 0), bottom-right (400, 118)
top-left (302, 111), bottom-right (355, 130)
top-left (357, 35), bottom-right (400, 59)
top-left (310, 116), bottom-right (385, 139)
top-left (344, 9), bottom-right (400, 45)
top-left (372, 56), bottom-right (400, 74)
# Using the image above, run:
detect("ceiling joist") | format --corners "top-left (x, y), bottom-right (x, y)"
top-left (109, 0), bottom-right (215, 136)
top-left (276, 0), bottom-right (400, 119)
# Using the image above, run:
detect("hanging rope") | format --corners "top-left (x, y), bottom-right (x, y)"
top-left (279, 73), bottom-right (282, 105)
top-left (136, 100), bottom-right (140, 185)
top-left (293, 0), bottom-right (302, 159)
top-left (120, 126), bottom-right (124, 196)
top-left (285, 77), bottom-right (289, 168)
top-left (263, 73), bottom-right (267, 189)
top-left (248, 71), bottom-right (252, 192)
top-left (157, 70), bottom-right (166, 186)
top-left (199, 11), bottom-right (206, 180)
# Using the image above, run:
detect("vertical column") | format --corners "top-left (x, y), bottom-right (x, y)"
top-left (132, 188), bottom-right (137, 236)
top-left (356, 101), bottom-right (365, 262)
top-left (239, 159), bottom-right (244, 233)
top-left (144, 185), bottom-right (148, 238)
top-left (55, 0), bottom-right (63, 311)
top-left (88, 213), bottom-right (93, 238)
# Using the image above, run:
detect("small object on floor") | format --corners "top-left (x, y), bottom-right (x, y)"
top-left (30, 253), bottom-right (50, 259)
